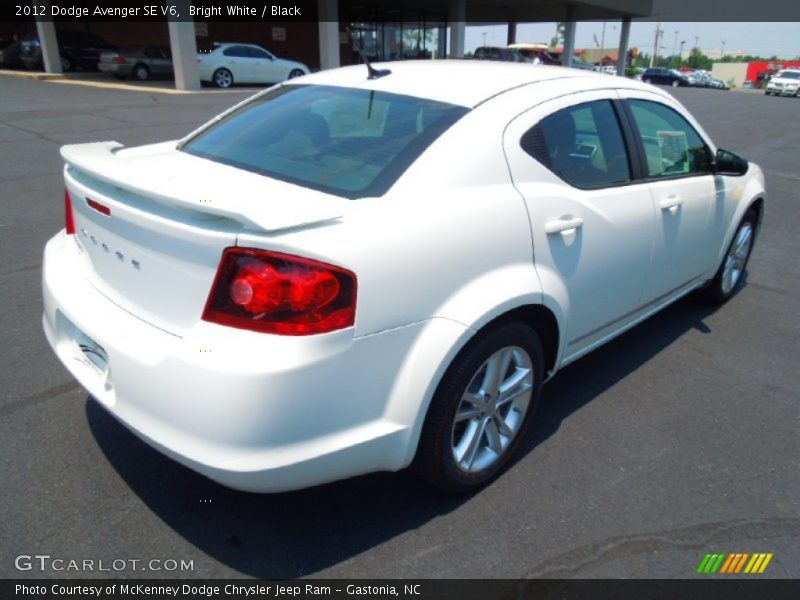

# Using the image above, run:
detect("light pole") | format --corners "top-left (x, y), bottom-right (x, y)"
top-left (651, 23), bottom-right (663, 67)
top-left (679, 40), bottom-right (686, 64)
top-left (721, 40), bottom-right (726, 58)
top-left (672, 30), bottom-right (679, 62)
top-left (482, 31), bottom-right (488, 47)
top-left (599, 20), bottom-right (607, 67)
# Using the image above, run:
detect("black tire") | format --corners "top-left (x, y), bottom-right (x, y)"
top-left (132, 64), bottom-right (150, 81)
top-left (671, 79), bottom-right (680, 87)
top-left (644, 78), bottom-right (652, 84)
top-left (698, 209), bottom-right (757, 304)
top-left (213, 68), bottom-right (233, 88)
top-left (288, 68), bottom-right (305, 79)
top-left (414, 321), bottom-right (544, 494)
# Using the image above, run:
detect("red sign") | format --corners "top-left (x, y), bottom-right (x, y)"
top-left (745, 60), bottom-right (800, 83)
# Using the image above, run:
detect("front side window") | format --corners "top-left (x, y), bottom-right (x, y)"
top-left (520, 99), bottom-right (631, 189)
top-left (181, 85), bottom-right (468, 198)
top-left (627, 99), bottom-right (712, 178)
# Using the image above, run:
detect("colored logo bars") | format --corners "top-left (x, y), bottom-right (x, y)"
top-left (697, 553), bottom-right (774, 574)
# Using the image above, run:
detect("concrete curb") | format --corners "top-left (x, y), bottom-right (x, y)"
top-left (0, 69), bottom-right (65, 81)
top-left (48, 78), bottom-right (191, 94)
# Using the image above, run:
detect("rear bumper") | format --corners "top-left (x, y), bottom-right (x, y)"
top-left (42, 231), bottom-right (452, 492)
top-left (98, 63), bottom-right (131, 76)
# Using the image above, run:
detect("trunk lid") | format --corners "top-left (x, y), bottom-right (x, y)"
top-left (62, 141), bottom-right (348, 335)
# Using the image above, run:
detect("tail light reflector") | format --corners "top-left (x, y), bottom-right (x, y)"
top-left (202, 248), bottom-right (357, 335)
top-left (86, 198), bottom-right (111, 216)
top-left (64, 189), bottom-right (76, 235)
top-left (112, 56), bottom-right (126, 64)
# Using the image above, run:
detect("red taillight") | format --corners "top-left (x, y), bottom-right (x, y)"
top-left (64, 189), bottom-right (76, 235)
top-left (112, 56), bottom-right (126, 64)
top-left (202, 248), bottom-right (357, 335)
top-left (86, 197), bottom-right (111, 216)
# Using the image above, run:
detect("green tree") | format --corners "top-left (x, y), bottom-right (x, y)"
top-left (549, 22), bottom-right (565, 48)
top-left (686, 47), bottom-right (712, 70)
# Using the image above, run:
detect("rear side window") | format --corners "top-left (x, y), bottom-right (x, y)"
top-left (222, 46), bottom-right (250, 58)
top-left (521, 99), bottom-right (631, 189)
top-left (627, 99), bottom-right (711, 178)
top-left (181, 84), bottom-right (468, 198)
top-left (248, 47), bottom-right (272, 59)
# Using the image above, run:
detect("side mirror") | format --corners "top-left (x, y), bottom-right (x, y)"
top-left (715, 148), bottom-right (748, 176)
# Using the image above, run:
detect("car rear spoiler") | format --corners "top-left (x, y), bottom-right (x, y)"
top-left (60, 141), bottom-right (345, 233)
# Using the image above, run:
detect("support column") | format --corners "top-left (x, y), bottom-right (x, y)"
top-left (562, 8), bottom-right (576, 68)
top-left (507, 22), bottom-right (517, 46)
top-left (168, 0), bottom-right (200, 91)
top-left (318, 0), bottom-right (340, 70)
top-left (616, 16), bottom-right (631, 76)
top-left (448, 0), bottom-right (466, 58)
top-left (35, 16), bottom-right (62, 74)
top-left (437, 26), bottom-right (447, 59)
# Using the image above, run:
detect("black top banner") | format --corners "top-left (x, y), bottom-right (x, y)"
top-left (2, 0), bottom-right (800, 23)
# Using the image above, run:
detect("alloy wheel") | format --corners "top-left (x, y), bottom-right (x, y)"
top-left (450, 346), bottom-right (534, 473)
top-left (721, 221), bottom-right (754, 295)
top-left (215, 69), bottom-right (233, 88)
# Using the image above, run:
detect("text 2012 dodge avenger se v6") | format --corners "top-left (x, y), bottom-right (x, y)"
top-left (42, 61), bottom-right (764, 493)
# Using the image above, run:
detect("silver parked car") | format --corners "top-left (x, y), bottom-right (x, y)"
top-left (98, 45), bottom-right (173, 81)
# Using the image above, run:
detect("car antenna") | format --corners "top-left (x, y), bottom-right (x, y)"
top-left (347, 27), bottom-right (391, 80)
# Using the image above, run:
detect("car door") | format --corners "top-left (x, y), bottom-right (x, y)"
top-left (221, 46), bottom-right (253, 82)
top-left (140, 46), bottom-right (165, 75)
top-left (504, 92), bottom-right (656, 360)
top-left (617, 92), bottom-right (717, 304)
top-left (246, 46), bottom-right (281, 83)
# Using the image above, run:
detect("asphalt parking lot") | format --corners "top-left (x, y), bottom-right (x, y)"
top-left (1, 76), bottom-right (798, 579)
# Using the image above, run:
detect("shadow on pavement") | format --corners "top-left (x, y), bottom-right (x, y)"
top-left (87, 293), bottom-right (722, 578)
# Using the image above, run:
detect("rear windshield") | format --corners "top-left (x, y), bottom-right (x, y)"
top-left (181, 84), bottom-right (469, 198)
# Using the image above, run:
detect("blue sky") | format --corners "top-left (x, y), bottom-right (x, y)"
top-left (466, 22), bottom-right (800, 59)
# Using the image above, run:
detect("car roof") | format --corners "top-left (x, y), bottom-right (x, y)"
top-left (214, 42), bottom-right (263, 49)
top-left (295, 59), bottom-right (651, 108)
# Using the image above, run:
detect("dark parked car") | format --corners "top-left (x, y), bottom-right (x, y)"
top-left (642, 67), bottom-right (691, 87)
top-left (0, 40), bottom-right (21, 68)
top-left (508, 44), bottom-right (562, 65)
top-left (21, 30), bottom-right (115, 72)
top-left (98, 45), bottom-right (173, 81)
top-left (472, 46), bottom-right (529, 63)
top-left (691, 72), bottom-right (728, 90)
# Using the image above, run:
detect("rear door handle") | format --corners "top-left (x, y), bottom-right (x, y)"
top-left (545, 215), bottom-right (584, 235)
top-left (659, 195), bottom-right (683, 214)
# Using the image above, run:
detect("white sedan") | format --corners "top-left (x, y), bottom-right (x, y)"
top-left (197, 43), bottom-right (309, 88)
top-left (43, 61), bottom-right (765, 493)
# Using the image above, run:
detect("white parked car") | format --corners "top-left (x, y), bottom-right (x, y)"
top-left (764, 69), bottom-right (800, 96)
top-left (197, 42), bottom-right (309, 88)
top-left (43, 61), bottom-right (765, 493)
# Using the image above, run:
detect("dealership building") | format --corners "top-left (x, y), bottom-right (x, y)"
top-left (10, 0), bottom-right (653, 89)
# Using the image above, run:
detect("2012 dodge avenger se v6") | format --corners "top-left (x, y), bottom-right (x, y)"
top-left (42, 61), bottom-right (765, 493)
